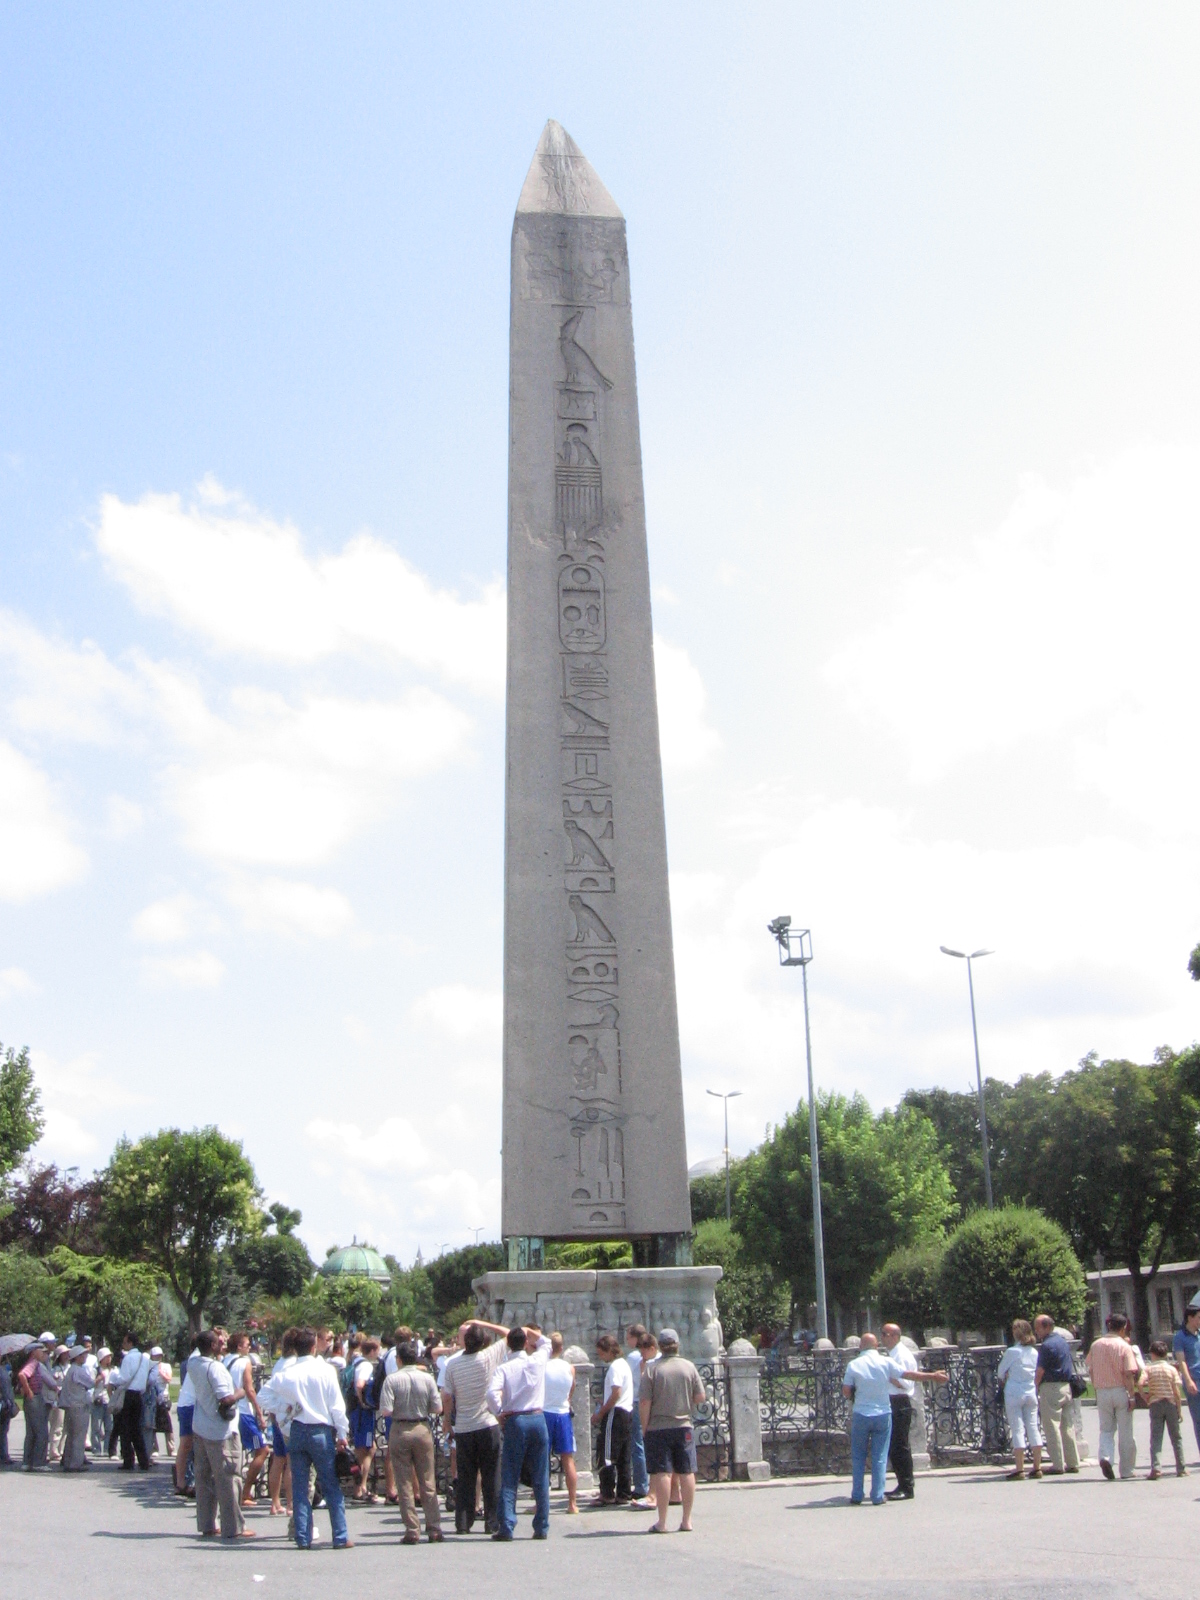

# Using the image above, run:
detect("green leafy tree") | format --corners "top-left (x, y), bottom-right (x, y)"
top-left (101, 1127), bottom-right (261, 1339)
top-left (425, 1243), bottom-right (505, 1322)
top-left (689, 1169), bottom-right (733, 1226)
top-left (1016, 1049), bottom-right (1200, 1346)
top-left (389, 1263), bottom-right (437, 1331)
top-left (0, 1045), bottom-right (43, 1179)
top-left (230, 1232), bottom-right (316, 1300)
top-left (692, 1218), bottom-right (789, 1345)
top-left (267, 1201), bottom-right (302, 1235)
top-left (736, 1092), bottom-right (955, 1319)
top-left (871, 1241), bottom-right (947, 1339)
top-left (939, 1206), bottom-right (1085, 1334)
top-left (47, 1246), bottom-right (161, 1347)
top-left (543, 1240), bottom-right (633, 1271)
top-left (1188, 944), bottom-right (1200, 983)
top-left (320, 1274), bottom-right (386, 1331)
top-left (0, 1247), bottom-right (65, 1334)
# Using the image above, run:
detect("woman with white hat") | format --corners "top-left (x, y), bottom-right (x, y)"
top-left (90, 1350), bottom-right (114, 1456)
top-left (61, 1347), bottom-right (95, 1471)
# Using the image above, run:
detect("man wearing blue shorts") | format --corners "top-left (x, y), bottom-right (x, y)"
top-left (640, 1328), bottom-right (705, 1534)
top-left (224, 1332), bottom-right (269, 1508)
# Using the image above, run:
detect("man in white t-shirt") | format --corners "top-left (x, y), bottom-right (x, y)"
top-left (592, 1333), bottom-right (634, 1503)
top-left (624, 1323), bottom-right (651, 1503)
top-left (544, 1333), bottom-right (578, 1513)
top-left (880, 1323), bottom-right (919, 1500)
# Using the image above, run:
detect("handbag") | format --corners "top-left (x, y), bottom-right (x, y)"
top-left (1068, 1374), bottom-right (1087, 1399)
top-left (200, 1358), bottom-right (240, 1420)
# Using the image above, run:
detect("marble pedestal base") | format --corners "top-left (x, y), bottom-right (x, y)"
top-left (471, 1265), bottom-right (724, 1362)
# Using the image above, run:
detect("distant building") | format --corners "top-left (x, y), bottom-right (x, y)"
top-left (319, 1238), bottom-right (392, 1283)
top-left (1086, 1261), bottom-right (1199, 1338)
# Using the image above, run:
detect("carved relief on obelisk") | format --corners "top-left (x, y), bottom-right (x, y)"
top-left (502, 122), bottom-right (691, 1245)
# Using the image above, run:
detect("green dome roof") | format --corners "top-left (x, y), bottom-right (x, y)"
top-left (319, 1242), bottom-right (392, 1282)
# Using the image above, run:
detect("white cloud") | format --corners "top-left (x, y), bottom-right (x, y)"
top-left (97, 483), bottom-right (505, 695)
top-left (654, 634), bottom-right (721, 774)
top-left (140, 949), bottom-right (225, 989)
top-left (151, 675), bottom-right (473, 868)
top-left (226, 877), bottom-right (355, 940)
top-left (825, 440), bottom-right (1200, 836)
top-left (0, 609), bottom-right (145, 744)
top-left (29, 1048), bottom-right (145, 1163)
top-left (0, 739), bottom-right (88, 902)
top-left (105, 795), bottom-right (144, 838)
top-left (132, 893), bottom-right (200, 944)
top-left (0, 966), bottom-right (36, 1002)
top-left (409, 984), bottom-right (501, 1042)
top-left (305, 1114), bottom-right (433, 1176)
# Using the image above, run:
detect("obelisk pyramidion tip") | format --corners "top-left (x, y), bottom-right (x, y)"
top-left (516, 119), bottom-right (623, 219)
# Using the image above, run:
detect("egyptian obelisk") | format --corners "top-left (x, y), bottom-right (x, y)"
top-left (500, 121), bottom-right (692, 1259)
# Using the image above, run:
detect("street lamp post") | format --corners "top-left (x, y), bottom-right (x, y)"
top-left (939, 946), bottom-right (994, 1210)
top-left (706, 1089), bottom-right (743, 1222)
top-left (767, 917), bottom-right (828, 1343)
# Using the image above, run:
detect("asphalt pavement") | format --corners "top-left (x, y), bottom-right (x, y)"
top-left (3, 1404), bottom-right (1196, 1600)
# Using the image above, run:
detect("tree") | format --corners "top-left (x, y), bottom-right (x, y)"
top-left (1015, 1049), bottom-right (1200, 1347)
top-left (1189, 943), bottom-right (1200, 983)
top-left (47, 1246), bottom-right (161, 1347)
top-left (101, 1127), bottom-right (261, 1339)
top-left (735, 1092), bottom-right (955, 1322)
top-left (0, 1247), bottom-right (64, 1334)
top-left (0, 1045), bottom-right (42, 1179)
top-left (939, 1206), bottom-right (1085, 1334)
top-left (267, 1201), bottom-right (302, 1235)
top-left (229, 1232), bottom-right (315, 1300)
top-left (871, 1241), bottom-right (947, 1339)
top-left (425, 1243), bottom-right (505, 1322)
top-left (692, 1218), bottom-right (789, 1346)
top-left (0, 1163), bottom-right (104, 1255)
top-left (543, 1240), bottom-right (633, 1271)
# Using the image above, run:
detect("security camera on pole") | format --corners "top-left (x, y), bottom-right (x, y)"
top-left (767, 917), bottom-right (828, 1344)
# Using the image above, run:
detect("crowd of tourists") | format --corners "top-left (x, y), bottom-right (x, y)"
top-left (0, 1315), bottom-right (705, 1545)
top-left (4, 1296), bottom-right (1200, 1541)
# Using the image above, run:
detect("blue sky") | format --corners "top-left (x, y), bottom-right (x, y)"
top-left (2, 4), bottom-right (1198, 1262)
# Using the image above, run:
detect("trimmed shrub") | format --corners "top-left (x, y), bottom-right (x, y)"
top-left (871, 1241), bottom-right (946, 1339)
top-left (939, 1206), bottom-right (1085, 1333)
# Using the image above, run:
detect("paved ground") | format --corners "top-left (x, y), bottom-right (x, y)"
top-left (5, 1405), bottom-right (1197, 1600)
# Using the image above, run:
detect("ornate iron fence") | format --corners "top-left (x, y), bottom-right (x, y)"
top-left (921, 1345), bottom-right (1009, 1465)
top-left (760, 1348), bottom-right (852, 1476)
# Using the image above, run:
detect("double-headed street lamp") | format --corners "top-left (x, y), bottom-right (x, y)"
top-left (939, 945), bottom-right (994, 1210)
top-left (767, 917), bottom-right (828, 1343)
top-left (706, 1088), bottom-right (743, 1222)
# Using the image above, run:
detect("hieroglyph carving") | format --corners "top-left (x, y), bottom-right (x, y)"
top-left (547, 237), bottom-right (628, 1232)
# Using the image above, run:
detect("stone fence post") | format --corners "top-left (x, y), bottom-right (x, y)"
top-left (725, 1339), bottom-right (770, 1481)
top-left (902, 1337), bottom-right (930, 1472)
top-left (565, 1347), bottom-right (596, 1494)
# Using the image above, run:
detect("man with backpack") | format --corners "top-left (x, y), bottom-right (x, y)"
top-left (342, 1335), bottom-right (383, 1502)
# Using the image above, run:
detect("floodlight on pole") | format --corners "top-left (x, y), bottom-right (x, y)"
top-left (706, 1089), bottom-right (743, 1222)
top-left (766, 916), bottom-right (828, 1343)
top-left (939, 945), bottom-right (995, 1210)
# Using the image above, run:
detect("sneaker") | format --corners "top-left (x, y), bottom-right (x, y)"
top-left (1099, 1459), bottom-right (1115, 1481)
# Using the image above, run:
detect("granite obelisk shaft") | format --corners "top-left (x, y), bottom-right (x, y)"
top-left (502, 122), bottom-right (691, 1243)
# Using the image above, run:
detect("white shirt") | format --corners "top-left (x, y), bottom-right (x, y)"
top-left (271, 1355), bottom-right (350, 1438)
top-left (486, 1335), bottom-right (551, 1416)
top-left (604, 1356), bottom-right (634, 1412)
top-left (998, 1343), bottom-right (1039, 1400)
top-left (627, 1347), bottom-right (643, 1399)
top-left (885, 1341), bottom-right (917, 1398)
top-left (118, 1349), bottom-right (151, 1392)
top-left (224, 1353), bottom-right (255, 1415)
top-left (543, 1357), bottom-right (574, 1414)
top-left (384, 1347), bottom-right (398, 1376)
top-left (178, 1348), bottom-right (200, 1407)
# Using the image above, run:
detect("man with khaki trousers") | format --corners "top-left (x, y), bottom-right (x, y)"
top-left (1034, 1314), bottom-right (1079, 1474)
top-left (378, 1341), bottom-right (444, 1544)
top-left (189, 1329), bottom-right (252, 1541)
